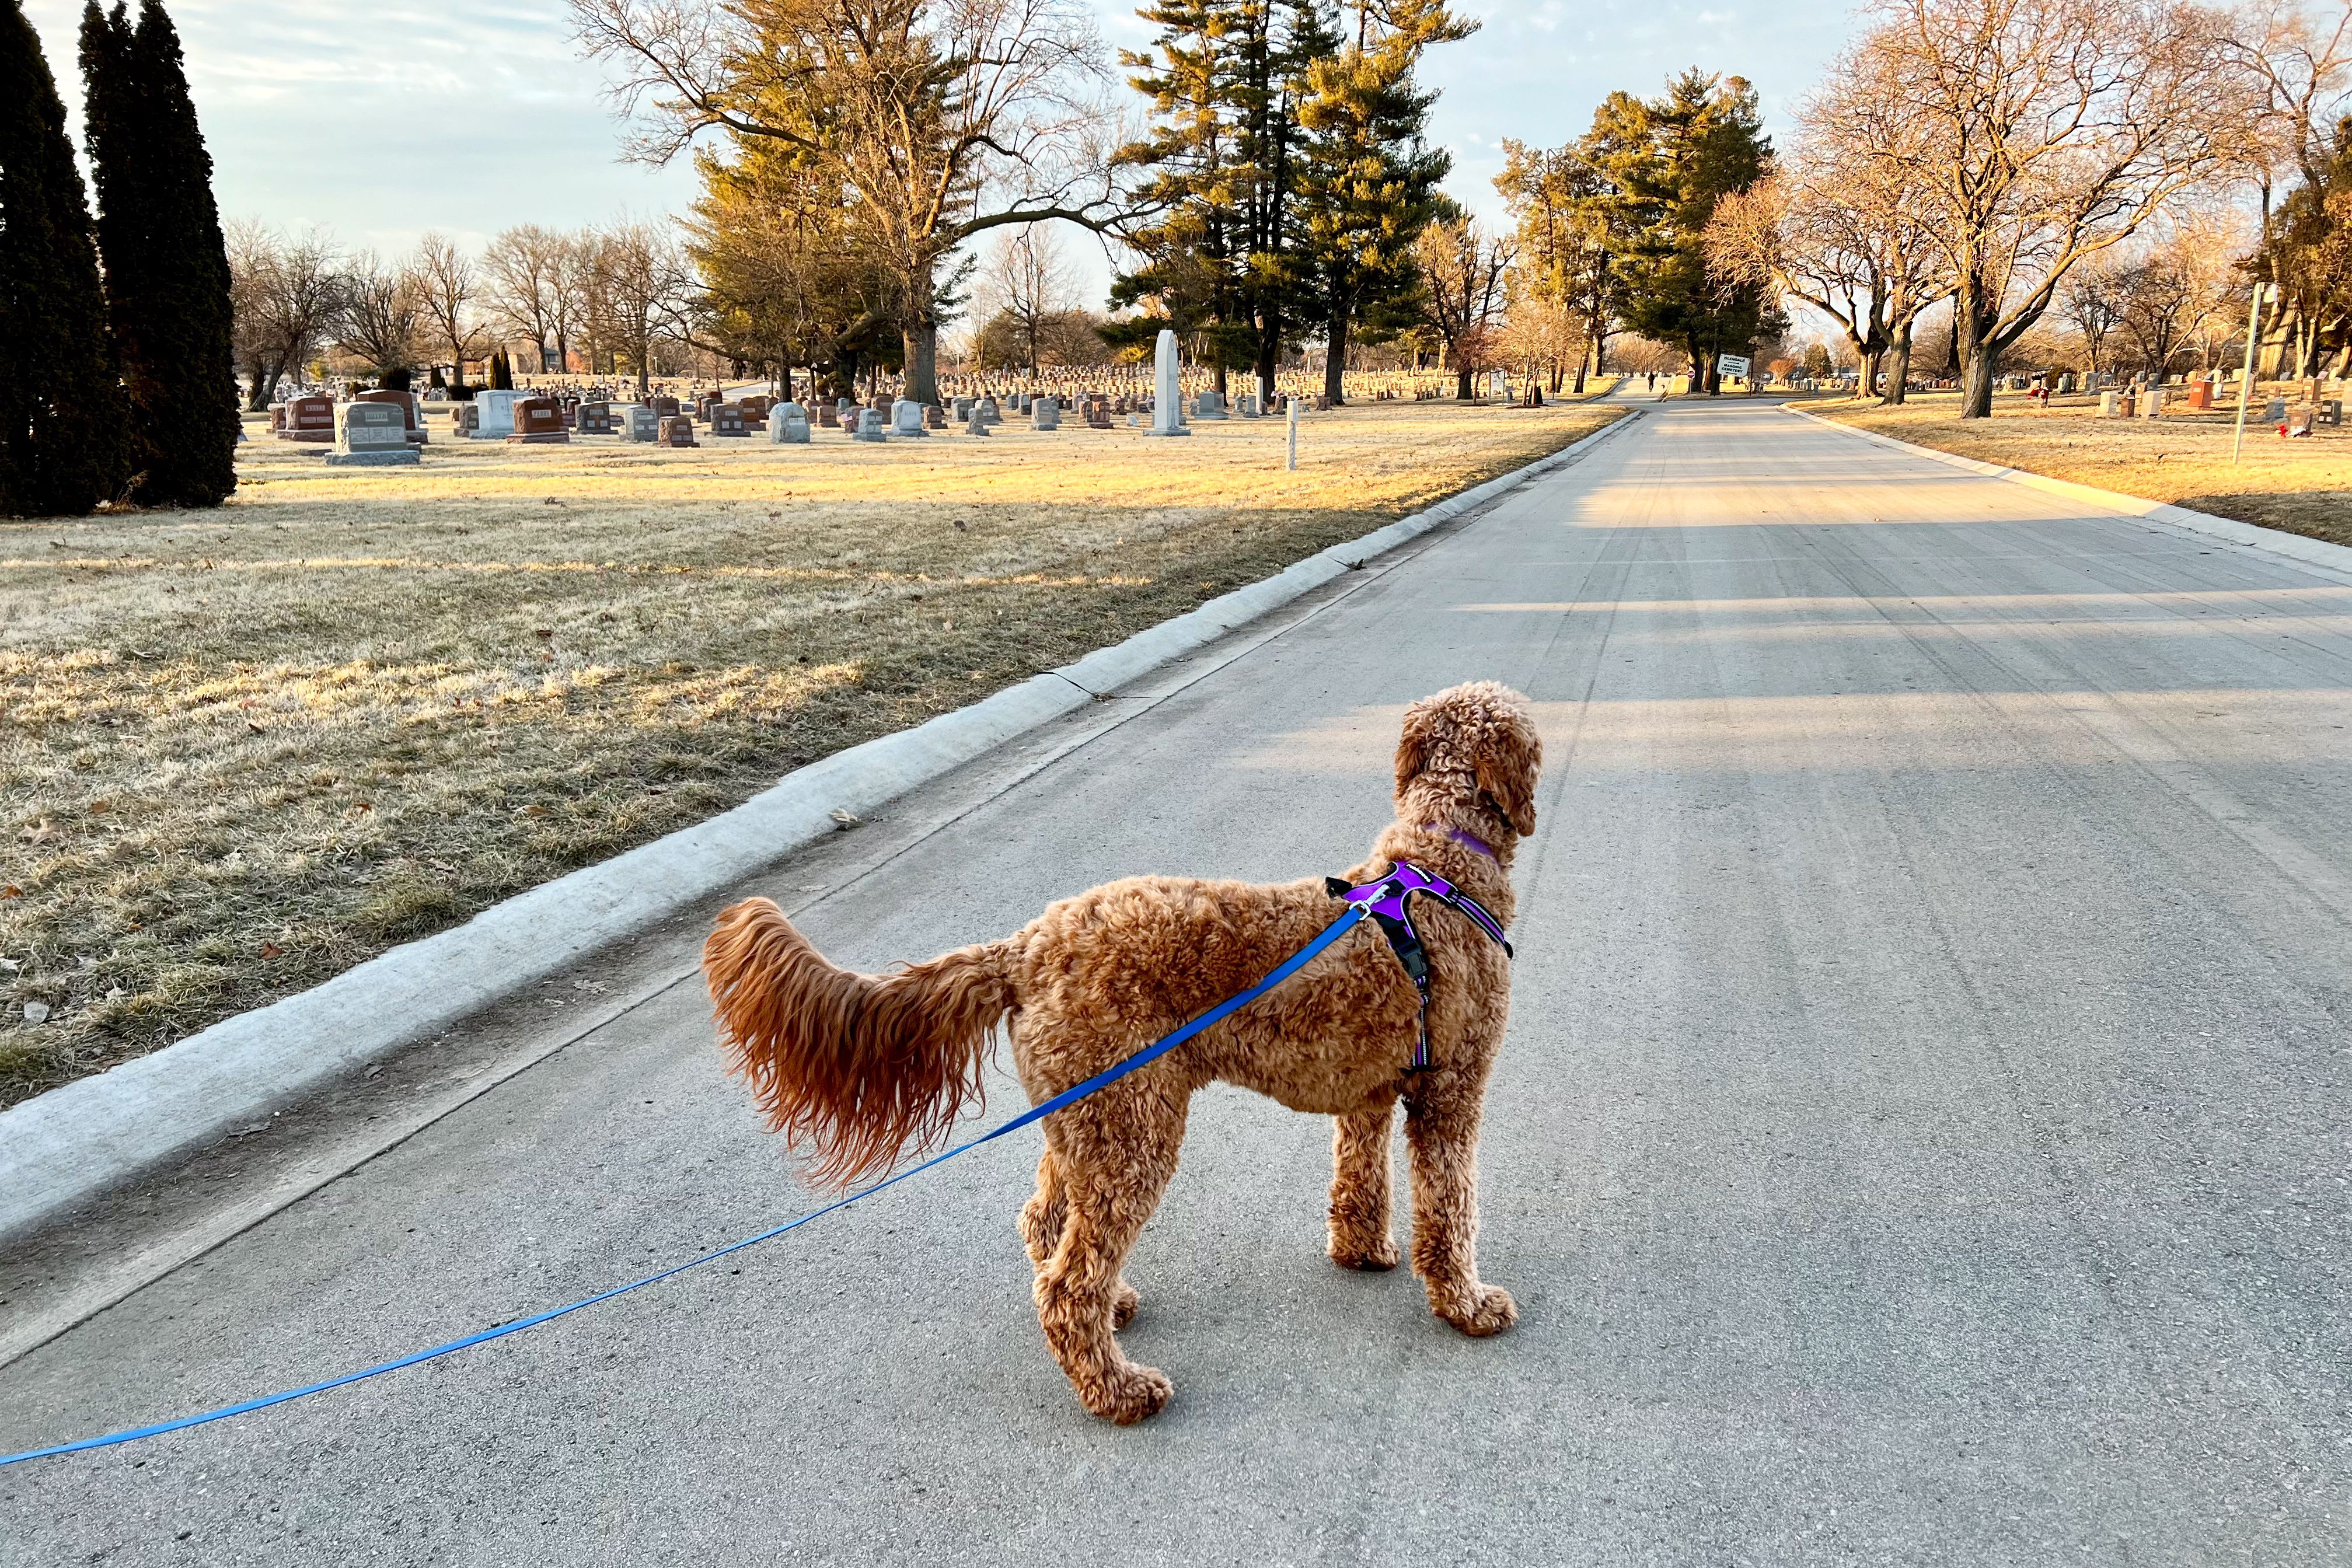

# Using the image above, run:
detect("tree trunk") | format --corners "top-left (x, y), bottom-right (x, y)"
top-left (1884, 324), bottom-right (1914, 406)
top-left (1956, 280), bottom-right (1996, 418)
top-left (903, 315), bottom-right (940, 406)
top-left (1456, 365), bottom-right (1474, 400)
top-left (1324, 299), bottom-right (1349, 406)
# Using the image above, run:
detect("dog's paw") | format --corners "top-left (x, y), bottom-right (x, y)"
top-left (1438, 1284), bottom-right (1517, 1337)
top-left (1086, 1363), bottom-right (1174, 1426)
top-left (1329, 1238), bottom-right (1399, 1272)
top-left (1112, 1278), bottom-right (1142, 1330)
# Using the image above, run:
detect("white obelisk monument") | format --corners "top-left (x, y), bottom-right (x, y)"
top-left (1147, 327), bottom-right (1191, 437)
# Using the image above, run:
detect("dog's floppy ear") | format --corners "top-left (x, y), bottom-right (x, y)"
top-left (1474, 710), bottom-right (1541, 837)
top-left (1394, 697), bottom-right (1436, 798)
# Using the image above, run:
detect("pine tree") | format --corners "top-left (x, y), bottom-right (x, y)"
top-left (1296, 0), bottom-right (1472, 404)
top-left (1590, 71), bottom-right (1779, 394)
top-left (0, 0), bottom-right (126, 516)
top-left (80, 0), bottom-right (234, 507)
top-left (1114, 0), bottom-right (1334, 397)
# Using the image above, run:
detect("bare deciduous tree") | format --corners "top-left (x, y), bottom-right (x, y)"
top-left (976, 225), bottom-right (1076, 375)
top-left (483, 225), bottom-right (573, 372)
top-left (226, 221), bottom-right (341, 410)
top-left (332, 250), bottom-right (425, 379)
top-left (571, 0), bottom-right (1118, 404)
top-left (1859, 0), bottom-right (2264, 417)
top-left (411, 231), bottom-right (487, 384)
top-left (584, 220), bottom-right (697, 394)
top-left (1415, 214), bottom-right (1515, 399)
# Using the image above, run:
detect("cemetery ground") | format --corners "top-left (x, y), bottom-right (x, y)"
top-left (0, 396), bottom-right (1618, 1108)
top-left (1809, 390), bottom-right (2352, 548)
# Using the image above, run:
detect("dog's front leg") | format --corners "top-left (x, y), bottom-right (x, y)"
top-left (1328, 1103), bottom-right (1399, 1270)
top-left (1403, 1083), bottom-right (1517, 1336)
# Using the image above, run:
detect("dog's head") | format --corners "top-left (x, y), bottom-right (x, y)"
top-left (1394, 682), bottom-right (1541, 840)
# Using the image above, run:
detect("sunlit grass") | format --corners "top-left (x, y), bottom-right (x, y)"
top-left (0, 396), bottom-right (1619, 1105)
top-left (1807, 390), bottom-right (2352, 547)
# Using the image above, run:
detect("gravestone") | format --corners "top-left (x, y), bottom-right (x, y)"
top-left (965, 404), bottom-right (991, 436)
top-left (1194, 389), bottom-right (1227, 420)
top-left (354, 389), bottom-right (425, 445)
top-left (575, 401), bottom-right (618, 435)
top-left (282, 394), bottom-right (335, 443)
top-left (2138, 389), bottom-right (2165, 420)
top-left (626, 406), bottom-right (661, 442)
top-left (952, 396), bottom-right (974, 421)
top-left (892, 399), bottom-right (929, 438)
top-left (1146, 330), bottom-right (1191, 437)
top-left (658, 415), bottom-right (699, 447)
top-left (739, 395), bottom-right (773, 422)
top-left (836, 398), bottom-right (857, 431)
top-left (977, 396), bottom-right (1001, 426)
top-left (814, 401), bottom-right (839, 429)
top-left (768, 401), bottom-right (811, 443)
top-left (926, 404), bottom-right (947, 429)
top-left (709, 404), bottom-right (751, 438)
top-left (1086, 396), bottom-right (1112, 429)
top-left (1236, 393), bottom-right (1259, 418)
top-left (2264, 397), bottom-right (2288, 422)
top-left (323, 400), bottom-right (419, 466)
top-left (2097, 390), bottom-right (2117, 418)
top-left (651, 396), bottom-right (681, 419)
top-left (472, 389), bottom-right (521, 439)
top-left (2183, 379), bottom-right (2214, 411)
top-left (2320, 399), bottom-right (2343, 428)
top-left (507, 397), bottom-right (571, 443)
top-left (267, 402), bottom-right (288, 436)
top-left (854, 408), bottom-right (888, 443)
top-left (2287, 406), bottom-right (2315, 436)
top-left (1031, 396), bottom-right (1059, 431)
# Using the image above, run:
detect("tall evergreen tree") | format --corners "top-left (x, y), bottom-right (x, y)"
top-left (79, 0), bottom-right (235, 507)
top-left (1112, 0), bottom-right (1332, 398)
top-left (0, 0), bottom-right (125, 516)
top-left (1296, 0), bottom-right (1472, 404)
top-left (1589, 70), bottom-right (1779, 394)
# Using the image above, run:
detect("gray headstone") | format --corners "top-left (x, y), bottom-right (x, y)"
top-left (854, 408), bottom-right (888, 442)
top-left (1031, 396), bottom-right (1059, 431)
top-left (892, 398), bottom-right (929, 438)
top-left (472, 389), bottom-right (519, 438)
top-left (768, 401), bottom-right (811, 443)
top-left (1194, 389), bottom-right (1227, 420)
top-left (627, 406), bottom-right (661, 442)
top-left (324, 401), bottom-right (420, 465)
top-left (1147, 331), bottom-right (1190, 437)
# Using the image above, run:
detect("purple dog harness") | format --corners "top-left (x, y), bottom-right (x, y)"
top-left (1327, 848), bottom-right (1514, 1071)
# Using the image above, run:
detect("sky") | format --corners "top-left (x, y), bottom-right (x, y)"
top-left (20, 0), bottom-right (1859, 295)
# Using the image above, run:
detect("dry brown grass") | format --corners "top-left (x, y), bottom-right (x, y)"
top-left (0, 396), bottom-right (1620, 1106)
top-left (1809, 390), bottom-right (2352, 547)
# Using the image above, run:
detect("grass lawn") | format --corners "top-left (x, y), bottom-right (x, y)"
top-left (1805, 390), bottom-right (2352, 549)
top-left (0, 394), bottom-right (1620, 1107)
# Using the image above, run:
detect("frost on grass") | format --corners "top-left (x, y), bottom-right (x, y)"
top-left (0, 399), bottom-right (1617, 1104)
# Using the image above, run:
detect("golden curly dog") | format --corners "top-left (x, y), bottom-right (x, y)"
top-left (702, 681), bottom-right (1538, 1424)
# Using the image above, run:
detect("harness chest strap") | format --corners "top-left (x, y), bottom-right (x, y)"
top-left (1325, 860), bottom-right (1514, 1070)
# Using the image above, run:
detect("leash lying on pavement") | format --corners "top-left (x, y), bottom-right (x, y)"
top-left (1, 860), bottom-right (1511, 1469)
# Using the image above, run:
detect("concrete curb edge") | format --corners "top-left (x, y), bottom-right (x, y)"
top-left (1784, 404), bottom-right (2352, 583)
top-left (0, 407), bottom-right (1642, 1245)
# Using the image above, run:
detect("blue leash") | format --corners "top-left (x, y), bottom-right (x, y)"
top-left (0, 903), bottom-right (1370, 1469)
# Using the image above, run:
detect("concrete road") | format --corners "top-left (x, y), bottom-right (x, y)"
top-left (5, 401), bottom-right (2349, 1566)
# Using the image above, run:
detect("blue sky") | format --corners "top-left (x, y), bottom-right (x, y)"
top-left (22, 0), bottom-right (1858, 289)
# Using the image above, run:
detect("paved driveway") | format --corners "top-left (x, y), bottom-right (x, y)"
top-left (5, 401), bottom-right (2348, 1566)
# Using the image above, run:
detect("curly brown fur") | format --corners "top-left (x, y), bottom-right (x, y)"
top-left (703, 682), bottom-right (1540, 1424)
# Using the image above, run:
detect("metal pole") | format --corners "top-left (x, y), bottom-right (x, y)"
top-left (2234, 283), bottom-right (2274, 465)
top-left (1286, 395), bottom-right (1299, 472)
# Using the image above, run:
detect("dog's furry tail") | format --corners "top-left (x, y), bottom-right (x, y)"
top-left (703, 898), bottom-right (1018, 1190)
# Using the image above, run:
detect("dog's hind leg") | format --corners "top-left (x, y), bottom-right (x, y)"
top-left (1403, 1082), bottom-right (1517, 1337)
top-left (1018, 1147), bottom-right (1067, 1264)
top-left (1023, 1145), bottom-right (1141, 1328)
top-left (1032, 1089), bottom-right (1185, 1423)
top-left (1327, 1103), bottom-right (1400, 1270)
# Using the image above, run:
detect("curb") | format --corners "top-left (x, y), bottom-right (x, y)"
top-left (0, 407), bottom-right (1642, 1246)
top-left (1784, 404), bottom-right (2352, 582)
